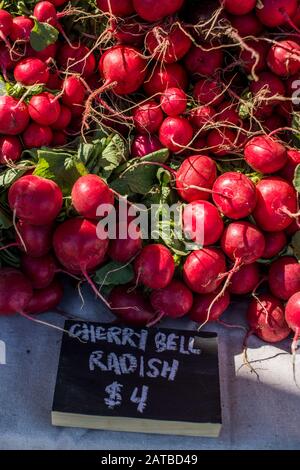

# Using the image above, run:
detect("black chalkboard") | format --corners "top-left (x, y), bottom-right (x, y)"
top-left (52, 321), bottom-right (222, 437)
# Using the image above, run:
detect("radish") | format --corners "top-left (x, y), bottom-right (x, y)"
top-left (52, 131), bottom-right (67, 146)
top-left (192, 136), bottom-right (207, 154)
top-left (133, 100), bottom-right (163, 134)
top-left (21, 253), bottom-right (57, 289)
top-left (48, 0), bottom-right (69, 5)
top-left (53, 218), bottom-right (109, 274)
top-left (256, 0), bottom-right (298, 28)
top-left (189, 105), bottom-right (215, 130)
top-left (221, 221), bottom-right (266, 265)
top-left (222, 0), bottom-right (256, 15)
top-left (0, 136), bottom-right (22, 164)
top-left (159, 117), bottom-right (193, 153)
top-left (247, 294), bottom-right (291, 343)
top-left (109, 286), bottom-right (155, 326)
top-left (244, 135), bottom-right (288, 174)
top-left (212, 172), bottom-right (257, 219)
top-left (285, 292), bottom-right (300, 353)
top-left (71, 174), bottom-right (115, 220)
top-left (99, 46), bottom-right (147, 95)
top-left (262, 231), bottom-right (287, 259)
top-left (8, 175), bottom-right (63, 226)
top-left (184, 45), bottom-right (224, 78)
top-left (97, 0), bottom-right (134, 16)
top-left (160, 88), bottom-right (187, 117)
top-left (131, 134), bottom-right (163, 158)
top-left (47, 71), bottom-right (63, 90)
top-left (25, 279), bottom-right (63, 315)
top-left (62, 76), bottom-right (86, 107)
top-left (146, 23), bottom-right (191, 64)
top-left (52, 105), bottom-right (72, 130)
top-left (144, 63), bottom-right (188, 97)
top-left (150, 280), bottom-right (193, 319)
top-left (183, 248), bottom-right (226, 294)
top-left (207, 128), bottom-right (236, 157)
top-left (0, 10), bottom-right (12, 46)
top-left (229, 263), bottom-right (260, 295)
top-left (183, 200), bottom-right (224, 246)
top-left (230, 13), bottom-right (263, 37)
top-left (23, 123), bottom-right (53, 149)
top-left (253, 177), bottom-right (297, 232)
top-left (16, 221), bottom-right (53, 257)
top-left (14, 58), bottom-right (49, 86)
top-left (10, 16), bottom-right (33, 42)
top-left (193, 78), bottom-right (224, 106)
top-left (111, 17), bottom-right (148, 47)
top-left (59, 44), bottom-right (96, 78)
top-left (269, 256), bottom-right (300, 300)
top-left (240, 40), bottom-right (270, 74)
top-left (0, 96), bottom-right (29, 135)
top-left (28, 92), bottom-right (61, 126)
top-left (263, 114), bottom-right (285, 133)
top-left (134, 244), bottom-right (175, 290)
top-left (0, 268), bottom-right (32, 316)
top-left (33, 43), bottom-right (58, 62)
top-left (216, 101), bottom-right (240, 126)
top-left (108, 221), bottom-right (142, 263)
top-left (34, 1), bottom-right (57, 26)
top-left (190, 289), bottom-right (230, 323)
top-left (132, 0), bottom-right (184, 22)
top-left (176, 155), bottom-right (217, 203)
top-left (280, 149), bottom-right (300, 183)
top-left (267, 40), bottom-right (300, 77)
top-left (250, 72), bottom-right (285, 117)
top-left (0, 44), bottom-right (14, 79)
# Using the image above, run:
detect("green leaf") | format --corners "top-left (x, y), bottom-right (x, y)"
top-left (30, 19), bottom-right (59, 52)
top-left (100, 133), bottom-right (127, 179)
top-left (291, 231), bottom-right (300, 261)
top-left (0, 207), bottom-right (12, 229)
top-left (293, 164), bottom-right (300, 192)
top-left (34, 150), bottom-right (87, 195)
top-left (0, 161), bottom-right (33, 190)
top-left (292, 113), bottom-right (300, 148)
top-left (94, 261), bottom-right (134, 287)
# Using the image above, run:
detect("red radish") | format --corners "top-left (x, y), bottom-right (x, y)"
top-left (0, 96), bottom-right (29, 135)
top-left (184, 45), bottom-right (224, 78)
top-left (52, 131), bottom-right (67, 146)
top-left (183, 248), bottom-right (226, 294)
top-left (207, 128), bottom-right (236, 157)
top-left (0, 268), bottom-right (32, 316)
top-left (131, 134), bottom-right (163, 158)
top-left (14, 58), bottom-right (49, 85)
top-left (263, 114), bottom-right (285, 133)
top-left (62, 76), bottom-right (86, 106)
top-left (230, 13), bottom-right (263, 37)
top-left (53, 218), bottom-right (109, 274)
top-left (267, 40), bottom-right (300, 77)
top-left (176, 155), bottom-right (217, 203)
top-left (48, 0), bottom-right (68, 5)
top-left (253, 177), bottom-right (297, 232)
top-left (159, 117), bottom-right (193, 153)
top-left (59, 44), bottom-right (96, 78)
top-left (10, 16), bottom-right (33, 42)
top-left (262, 231), bottom-right (287, 259)
top-left (216, 101), bottom-right (240, 126)
top-left (250, 72), bottom-right (285, 117)
top-left (189, 105), bottom-right (215, 130)
top-left (285, 219), bottom-right (299, 236)
top-left (183, 200), bottom-right (224, 246)
top-left (0, 44), bottom-right (14, 78)
top-left (240, 40), bottom-right (270, 74)
top-left (108, 222), bottom-right (142, 263)
top-left (111, 17), bottom-right (147, 47)
top-left (222, 0), bottom-right (256, 15)
top-left (132, 0), bottom-right (184, 22)
top-left (146, 23), bottom-right (191, 64)
top-left (21, 253), bottom-right (57, 289)
top-left (52, 105), bottom-right (72, 130)
top-left (97, 0), bottom-right (134, 16)
top-left (190, 289), bottom-right (230, 323)
top-left (160, 88), bottom-right (187, 117)
top-left (0, 136), bottom-right (22, 164)
top-left (133, 100), bottom-right (163, 134)
top-left (28, 92), bottom-right (61, 126)
top-left (221, 221), bottom-right (266, 264)
top-left (256, 0), bottom-right (298, 28)
top-left (144, 63), bottom-right (188, 97)
top-left (212, 172), bottom-right (257, 220)
top-left (109, 286), bottom-right (155, 326)
top-left (280, 149), bottom-right (300, 182)
top-left (25, 279), bottom-right (63, 315)
top-left (8, 175), bottom-right (63, 225)
top-left (192, 136), bottom-right (207, 153)
top-left (0, 10), bottom-right (12, 45)
top-left (150, 280), bottom-right (193, 318)
top-left (16, 221), bottom-right (53, 257)
top-left (99, 46), bottom-right (147, 95)
top-left (285, 292), bottom-right (300, 347)
top-left (47, 71), bottom-right (63, 90)
top-left (71, 174), bottom-right (114, 220)
top-left (193, 79), bottom-right (224, 106)
top-left (33, 43), bottom-right (58, 62)
top-left (269, 256), bottom-right (300, 301)
top-left (33, 1), bottom-right (57, 25)
top-left (247, 294), bottom-right (291, 343)
top-left (229, 263), bottom-right (260, 295)
top-left (134, 244), bottom-right (175, 290)
top-left (23, 123), bottom-right (53, 149)
top-left (244, 135), bottom-right (287, 174)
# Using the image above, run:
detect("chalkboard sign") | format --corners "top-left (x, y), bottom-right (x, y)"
top-left (52, 321), bottom-right (222, 437)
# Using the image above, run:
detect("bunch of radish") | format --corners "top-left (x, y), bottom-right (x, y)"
top-left (0, 0), bottom-right (300, 365)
